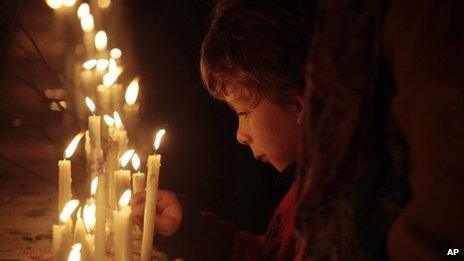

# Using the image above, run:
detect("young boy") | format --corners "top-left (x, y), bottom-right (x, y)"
top-left (131, 1), bottom-right (309, 260)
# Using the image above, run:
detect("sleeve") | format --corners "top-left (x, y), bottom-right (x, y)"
top-left (156, 195), bottom-right (264, 261)
top-left (384, 0), bottom-right (464, 259)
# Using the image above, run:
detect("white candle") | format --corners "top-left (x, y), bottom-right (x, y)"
top-left (113, 111), bottom-right (127, 157)
top-left (115, 150), bottom-right (133, 201)
top-left (67, 243), bottom-right (82, 261)
top-left (131, 153), bottom-right (145, 194)
top-left (53, 199), bottom-right (80, 261)
top-left (106, 141), bottom-right (119, 209)
top-left (95, 174), bottom-right (107, 260)
top-left (141, 129), bottom-right (166, 261)
top-left (97, 84), bottom-right (112, 115)
top-left (83, 202), bottom-right (96, 258)
top-left (86, 97), bottom-right (101, 151)
top-left (59, 133), bottom-right (84, 212)
top-left (113, 189), bottom-right (133, 261)
top-left (111, 83), bottom-right (123, 112)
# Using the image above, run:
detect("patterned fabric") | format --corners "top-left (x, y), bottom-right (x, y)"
top-left (296, 0), bottom-right (411, 259)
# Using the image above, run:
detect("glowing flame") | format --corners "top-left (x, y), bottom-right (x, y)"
top-left (85, 97), bottom-right (96, 114)
top-left (46, 0), bottom-right (63, 9)
top-left (63, 0), bottom-right (76, 7)
top-left (132, 153), bottom-right (140, 171)
top-left (80, 14), bottom-right (94, 33)
top-left (77, 3), bottom-right (89, 19)
top-left (83, 202), bottom-right (96, 234)
top-left (98, 0), bottom-right (111, 8)
top-left (118, 189), bottom-right (131, 209)
top-left (110, 48), bottom-right (122, 59)
top-left (64, 132), bottom-right (85, 159)
top-left (113, 111), bottom-right (124, 129)
top-left (82, 59), bottom-right (96, 70)
top-left (59, 199), bottom-right (80, 222)
top-left (154, 129), bottom-right (166, 151)
top-left (67, 243), bottom-right (82, 261)
top-left (96, 59), bottom-right (109, 72)
top-left (103, 115), bottom-right (114, 126)
top-left (125, 78), bottom-right (139, 105)
top-left (119, 149), bottom-right (135, 168)
top-left (90, 177), bottom-right (98, 197)
top-left (95, 31), bottom-right (108, 51)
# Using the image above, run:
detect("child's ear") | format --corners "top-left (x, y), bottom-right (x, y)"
top-left (295, 95), bottom-right (305, 125)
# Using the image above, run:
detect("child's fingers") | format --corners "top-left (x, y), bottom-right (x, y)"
top-left (130, 191), bottom-right (146, 206)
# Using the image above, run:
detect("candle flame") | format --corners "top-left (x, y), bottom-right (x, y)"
top-left (64, 132), bottom-right (85, 159)
top-left (95, 31), bottom-right (108, 51)
top-left (118, 189), bottom-right (131, 209)
top-left (90, 177), bottom-right (98, 197)
top-left (125, 77), bottom-right (139, 106)
top-left (59, 199), bottom-right (80, 222)
top-left (154, 129), bottom-right (166, 151)
top-left (63, 0), bottom-right (76, 7)
top-left (113, 111), bottom-right (124, 129)
top-left (132, 153), bottom-right (140, 171)
top-left (67, 243), bottom-right (82, 261)
top-left (80, 14), bottom-right (94, 33)
top-left (119, 149), bottom-right (135, 168)
top-left (46, 0), bottom-right (63, 9)
top-left (83, 202), bottom-right (96, 234)
top-left (82, 59), bottom-right (96, 70)
top-left (103, 115), bottom-right (114, 126)
top-left (98, 0), bottom-right (111, 8)
top-left (110, 48), bottom-right (122, 59)
top-left (77, 3), bottom-right (89, 19)
top-left (85, 97), bottom-right (96, 114)
top-left (103, 61), bottom-right (122, 87)
top-left (96, 59), bottom-right (109, 72)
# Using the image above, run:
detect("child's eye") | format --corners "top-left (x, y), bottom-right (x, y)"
top-left (237, 112), bottom-right (248, 118)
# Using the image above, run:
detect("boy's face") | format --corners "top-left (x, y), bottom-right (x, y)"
top-left (224, 84), bottom-right (303, 172)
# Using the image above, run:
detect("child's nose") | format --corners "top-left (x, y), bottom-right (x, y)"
top-left (236, 125), bottom-right (251, 145)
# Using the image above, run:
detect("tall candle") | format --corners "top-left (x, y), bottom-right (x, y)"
top-left (106, 141), bottom-right (119, 209)
top-left (59, 133), bottom-right (84, 212)
top-left (95, 173), bottom-right (107, 260)
top-left (113, 189), bottom-right (133, 261)
top-left (141, 129), bottom-right (166, 261)
top-left (113, 111), bottom-right (127, 156)
top-left (86, 97), bottom-right (101, 151)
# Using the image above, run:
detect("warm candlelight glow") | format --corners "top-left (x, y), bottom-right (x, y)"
top-left (67, 243), bottom-right (82, 261)
top-left (103, 115), bottom-right (115, 126)
top-left (132, 153), bottom-right (140, 172)
top-left (80, 14), bottom-right (94, 33)
top-left (110, 48), bottom-right (122, 59)
top-left (118, 189), bottom-right (132, 209)
top-left (154, 129), bottom-right (166, 151)
top-left (95, 31), bottom-right (108, 51)
top-left (46, 0), bottom-right (63, 9)
top-left (90, 177), bottom-right (98, 197)
top-left (125, 78), bottom-right (139, 106)
top-left (96, 59), bottom-right (109, 72)
top-left (83, 203), bottom-right (96, 233)
top-left (85, 97), bottom-right (96, 114)
top-left (103, 71), bottom-right (120, 87)
top-left (63, 0), bottom-right (76, 7)
top-left (77, 3), bottom-right (90, 19)
top-left (59, 199), bottom-right (80, 222)
top-left (64, 132), bottom-right (85, 159)
top-left (98, 0), bottom-right (111, 8)
top-left (119, 149), bottom-right (135, 168)
top-left (113, 111), bottom-right (124, 129)
top-left (82, 59), bottom-right (97, 70)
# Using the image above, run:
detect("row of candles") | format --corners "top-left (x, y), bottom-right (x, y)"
top-left (46, 0), bottom-right (165, 260)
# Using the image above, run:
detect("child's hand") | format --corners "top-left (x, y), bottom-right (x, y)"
top-left (130, 189), bottom-right (183, 237)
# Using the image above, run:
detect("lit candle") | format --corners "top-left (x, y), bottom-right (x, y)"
top-left (95, 30), bottom-right (108, 59)
top-left (83, 202), bottom-right (96, 258)
top-left (123, 77), bottom-right (140, 130)
top-left (97, 84), bottom-right (111, 115)
top-left (131, 153), bottom-right (145, 194)
top-left (74, 207), bottom-right (91, 260)
top-left (104, 114), bottom-right (116, 140)
top-left (58, 132), bottom-right (84, 212)
top-left (141, 129), bottom-right (166, 261)
top-left (53, 199), bottom-right (80, 261)
top-left (80, 13), bottom-right (95, 58)
top-left (81, 59), bottom-right (97, 96)
top-left (114, 149), bottom-right (133, 202)
top-left (113, 189), bottom-right (133, 261)
top-left (86, 97), bottom-right (103, 179)
top-left (113, 111), bottom-right (127, 157)
top-left (67, 243), bottom-right (82, 261)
